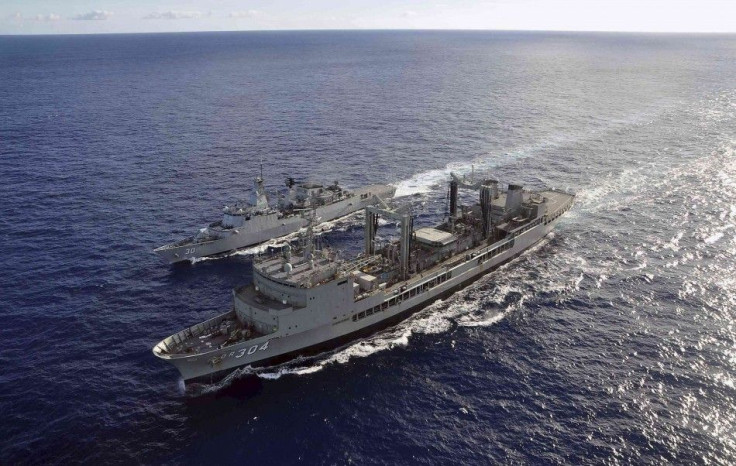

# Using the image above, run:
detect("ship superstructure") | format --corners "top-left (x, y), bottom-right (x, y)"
top-left (153, 175), bottom-right (574, 383)
top-left (154, 175), bottom-right (395, 263)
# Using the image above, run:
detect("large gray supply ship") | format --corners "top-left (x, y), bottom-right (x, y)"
top-left (154, 176), bottom-right (396, 263)
top-left (153, 175), bottom-right (574, 383)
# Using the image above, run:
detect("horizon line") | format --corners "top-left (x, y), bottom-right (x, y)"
top-left (3, 27), bottom-right (736, 37)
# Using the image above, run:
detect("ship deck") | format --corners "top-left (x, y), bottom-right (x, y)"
top-left (540, 190), bottom-right (574, 215)
top-left (249, 189), bottom-right (573, 296)
top-left (155, 310), bottom-right (267, 357)
top-left (363, 189), bottom-right (574, 294)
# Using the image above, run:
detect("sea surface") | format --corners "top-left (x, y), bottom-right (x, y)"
top-left (1, 31), bottom-right (735, 464)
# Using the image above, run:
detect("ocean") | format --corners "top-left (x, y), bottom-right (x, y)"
top-left (1, 30), bottom-right (734, 464)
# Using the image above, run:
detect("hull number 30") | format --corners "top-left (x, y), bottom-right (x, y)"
top-left (235, 340), bottom-right (270, 358)
top-left (185, 248), bottom-right (196, 255)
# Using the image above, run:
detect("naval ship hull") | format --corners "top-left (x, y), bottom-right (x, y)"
top-left (155, 193), bottom-right (573, 383)
top-left (174, 246), bottom-right (535, 385)
top-left (154, 184), bottom-right (395, 263)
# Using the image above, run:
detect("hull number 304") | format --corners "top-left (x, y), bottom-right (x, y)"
top-left (235, 340), bottom-right (270, 358)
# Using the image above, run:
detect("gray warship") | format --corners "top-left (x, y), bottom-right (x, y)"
top-left (153, 174), bottom-right (574, 383)
top-left (154, 175), bottom-right (396, 263)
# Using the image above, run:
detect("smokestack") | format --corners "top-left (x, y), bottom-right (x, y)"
top-left (505, 184), bottom-right (523, 212)
top-left (480, 185), bottom-right (493, 238)
top-left (449, 179), bottom-right (458, 218)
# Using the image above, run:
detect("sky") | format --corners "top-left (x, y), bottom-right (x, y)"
top-left (2, 0), bottom-right (735, 35)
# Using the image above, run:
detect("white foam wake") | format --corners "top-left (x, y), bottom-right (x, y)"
top-left (391, 124), bottom-right (635, 199)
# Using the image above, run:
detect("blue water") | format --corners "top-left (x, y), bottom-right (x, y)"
top-left (1, 31), bottom-right (735, 464)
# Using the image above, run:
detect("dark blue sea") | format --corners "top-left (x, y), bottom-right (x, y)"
top-left (1, 31), bottom-right (735, 464)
